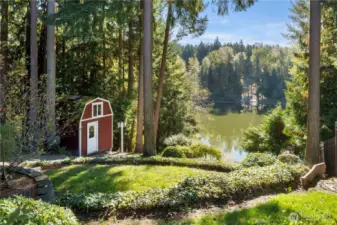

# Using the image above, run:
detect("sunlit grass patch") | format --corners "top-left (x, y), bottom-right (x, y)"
top-left (168, 191), bottom-right (337, 225)
top-left (46, 164), bottom-right (218, 194)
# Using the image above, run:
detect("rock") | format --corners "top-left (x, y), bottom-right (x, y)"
top-left (34, 175), bottom-right (49, 182)
top-left (37, 179), bottom-right (52, 188)
top-left (301, 162), bottom-right (326, 188)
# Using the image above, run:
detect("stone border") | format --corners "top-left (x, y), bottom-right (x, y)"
top-left (10, 166), bottom-right (55, 203)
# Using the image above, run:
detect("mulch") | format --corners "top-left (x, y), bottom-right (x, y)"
top-left (314, 178), bottom-right (337, 193)
top-left (0, 173), bottom-right (37, 198)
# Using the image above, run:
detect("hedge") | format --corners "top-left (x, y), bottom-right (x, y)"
top-left (241, 153), bottom-right (277, 167)
top-left (161, 145), bottom-right (222, 160)
top-left (0, 196), bottom-right (79, 225)
top-left (277, 152), bottom-right (300, 165)
top-left (22, 156), bottom-right (240, 173)
top-left (162, 146), bottom-right (187, 158)
top-left (57, 163), bottom-right (308, 218)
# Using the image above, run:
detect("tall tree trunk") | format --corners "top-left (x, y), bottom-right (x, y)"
top-left (38, 24), bottom-right (47, 79)
top-left (0, 0), bottom-right (8, 124)
top-left (102, 3), bottom-right (106, 77)
top-left (143, 0), bottom-right (156, 156)
top-left (46, 0), bottom-right (56, 142)
top-left (305, 0), bottom-right (321, 166)
top-left (135, 0), bottom-right (144, 153)
top-left (154, 1), bottom-right (172, 137)
top-left (118, 28), bottom-right (123, 93)
top-left (127, 117), bottom-right (135, 152)
top-left (38, 1), bottom-right (47, 80)
top-left (29, 0), bottom-right (38, 149)
top-left (127, 19), bottom-right (134, 99)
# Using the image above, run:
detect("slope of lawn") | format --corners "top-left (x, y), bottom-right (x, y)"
top-left (166, 191), bottom-right (337, 225)
top-left (46, 165), bottom-right (219, 194)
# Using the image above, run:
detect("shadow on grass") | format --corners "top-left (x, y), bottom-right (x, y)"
top-left (46, 165), bottom-right (133, 194)
top-left (174, 202), bottom-right (288, 225)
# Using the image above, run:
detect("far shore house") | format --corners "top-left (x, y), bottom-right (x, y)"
top-left (59, 97), bottom-right (113, 156)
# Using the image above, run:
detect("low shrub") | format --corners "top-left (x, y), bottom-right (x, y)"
top-left (161, 145), bottom-right (222, 160)
top-left (241, 153), bottom-right (277, 167)
top-left (163, 134), bottom-right (192, 147)
top-left (190, 144), bottom-right (222, 160)
top-left (277, 152), bottom-right (300, 165)
top-left (23, 155), bottom-right (240, 173)
top-left (57, 163), bottom-right (308, 218)
top-left (162, 146), bottom-right (186, 158)
top-left (0, 196), bottom-right (79, 225)
top-left (241, 105), bottom-right (291, 155)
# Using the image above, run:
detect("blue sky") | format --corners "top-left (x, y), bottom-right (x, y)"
top-left (178, 0), bottom-right (292, 46)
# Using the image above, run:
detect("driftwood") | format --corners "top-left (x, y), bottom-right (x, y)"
top-left (301, 162), bottom-right (326, 188)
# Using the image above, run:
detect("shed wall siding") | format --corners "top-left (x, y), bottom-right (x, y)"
top-left (81, 116), bottom-right (113, 156)
top-left (82, 100), bottom-right (112, 120)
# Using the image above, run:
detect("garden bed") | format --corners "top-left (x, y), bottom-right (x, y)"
top-left (0, 166), bottom-right (55, 203)
top-left (23, 155), bottom-right (240, 173)
top-left (56, 162), bottom-right (308, 219)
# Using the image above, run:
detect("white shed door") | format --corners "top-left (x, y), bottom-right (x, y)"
top-left (87, 121), bottom-right (98, 155)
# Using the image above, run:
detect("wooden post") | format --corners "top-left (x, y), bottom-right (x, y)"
top-left (118, 121), bottom-right (126, 153)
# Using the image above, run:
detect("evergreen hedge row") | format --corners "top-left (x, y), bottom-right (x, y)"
top-left (57, 163), bottom-right (308, 218)
top-left (23, 156), bottom-right (240, 173)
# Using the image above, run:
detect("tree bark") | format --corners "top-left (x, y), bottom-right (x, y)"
top-left (305, 0), bottom-right (322, 166)
top-left (118, 28), bottom-right (123, 93)
top-left (154, 1), bottom-right (172, 138)
top-left (29, 0), bottom-right (38, 144)
top-left (46, 0), bottom-right (56, 141)
top-left (127, 19), bottom-right (134, 99)
top-left (0, 0), bottom-right (8, 124)
top-left (102, 3), bottom-right (106, 77)
top-left (143, 0), bottom-right (156, 156)
top-left (127, 117), bottom-right (135, 152)
top-left (135, 0), bottom-right (144, 153)
top-left (38, 24), bottom-right (47, 79)
top-left (38, 1), bottom-right (47, 80)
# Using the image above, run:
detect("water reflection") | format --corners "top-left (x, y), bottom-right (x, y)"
top-left (196, 107), bottom-right (263, 162)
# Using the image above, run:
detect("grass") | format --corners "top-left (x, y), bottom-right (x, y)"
top-left (46, 164), bottom-right (218, 194)
top-left (166, 191), bottom-right (337, 225)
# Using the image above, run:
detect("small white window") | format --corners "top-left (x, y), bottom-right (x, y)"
top-left (92, 102), bottom-right (103, 117)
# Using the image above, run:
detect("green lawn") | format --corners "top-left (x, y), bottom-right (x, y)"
top-left (46, 165), bottom-right (217, 194)
top-left (167, 191), bottom-right (337, 225)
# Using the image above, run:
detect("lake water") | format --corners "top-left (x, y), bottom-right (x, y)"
top-left (196, 112), bottom-right (263, 162)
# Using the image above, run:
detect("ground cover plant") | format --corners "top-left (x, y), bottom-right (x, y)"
top-left (0, 196), bottom-right (79, 225)
top-left (167, 191), bottom-right (337, 225)
top-left (57, 162), bottom-right (308, 218)
top-left (46, 165), bottom-right (220, 194)
top-left (23, 155), bottom-right (240, 173)
top-left (241, 153), bottom-right (277, 167)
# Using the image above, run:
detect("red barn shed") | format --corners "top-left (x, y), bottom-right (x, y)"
top-left (78, 98), bottom-right (113, 156)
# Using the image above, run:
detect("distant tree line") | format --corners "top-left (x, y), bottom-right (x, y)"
top-left (179, 39), bottom-right (292, 108)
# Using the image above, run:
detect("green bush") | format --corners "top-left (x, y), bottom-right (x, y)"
top-left (277, 152), bottom-right (300, 165)
top-left (241, 106), bottom-right (291, 155)
top-left (0, 196), bottom-right (79, 225)
top-left (163, 134), bottom-right (192, 147)
top-left (190, 144), bottom-right (222, 160)
top-left (162, 146), bottom-right (186, 158)
top-left (241, 153), bottom-right (277, 167)
top-left (160, 145), bottom-right (222, 160)
top-left (23, 155), bottom-right (240, 173)
top-left (57, 163), bottom-right (308, 217)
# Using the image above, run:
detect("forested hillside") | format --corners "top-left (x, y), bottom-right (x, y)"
top-left (179, 40), bottom-right (292, 109)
